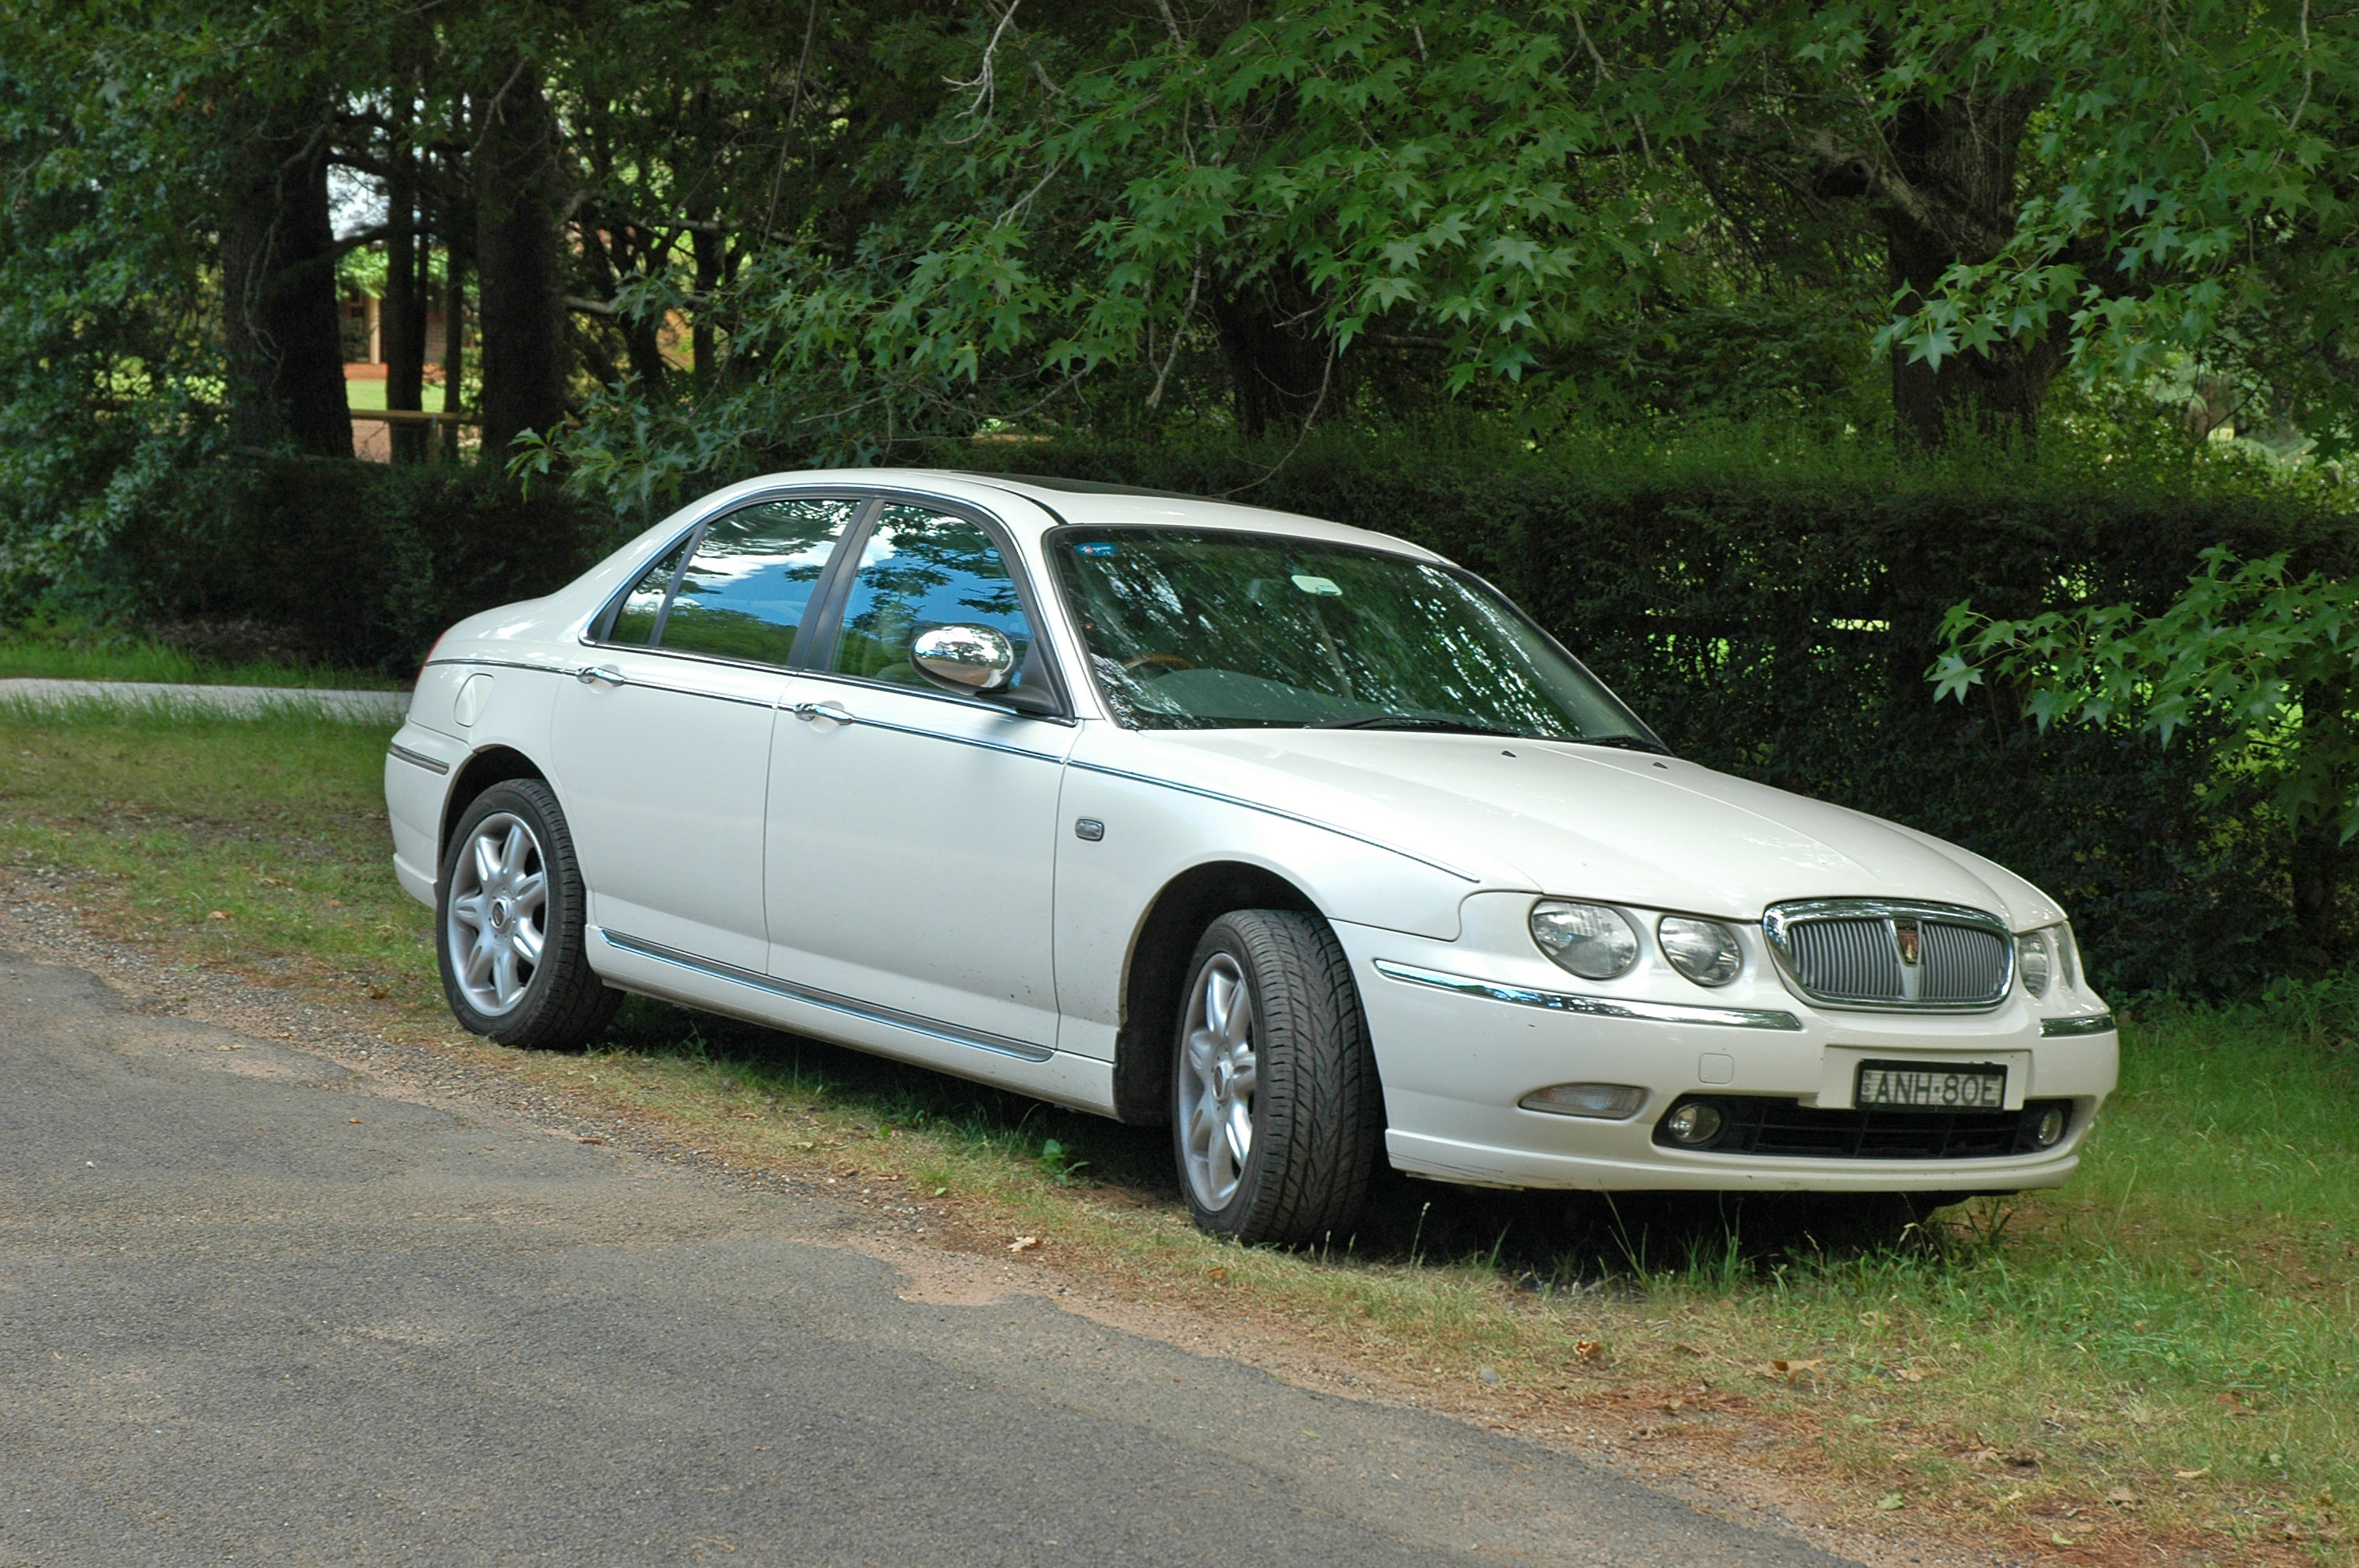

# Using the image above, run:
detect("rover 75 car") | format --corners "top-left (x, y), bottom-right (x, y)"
top-left (383, 470), bottom-right (2119, 1244)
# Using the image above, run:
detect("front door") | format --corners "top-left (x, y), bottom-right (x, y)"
top-left (550, 495), bottom-right (862, 971)
top-left (765, 503), bottom-right (1072, 1051)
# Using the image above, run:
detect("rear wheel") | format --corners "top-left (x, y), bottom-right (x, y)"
top-left (1172, 909), bottom-right (1382, 1247)
top-left (437, 779), bottom-right (620, 1050)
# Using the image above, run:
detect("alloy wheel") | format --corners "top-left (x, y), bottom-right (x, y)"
top-left (445, 811), bottom-right (549, 1016)
top-left (1179, 952), bottom-right (1259, 1210)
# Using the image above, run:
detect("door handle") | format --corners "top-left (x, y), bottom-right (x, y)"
top-left (791, 699), bottom-right (853, 725)
top-left (575, 664), bottom-right (626, 688)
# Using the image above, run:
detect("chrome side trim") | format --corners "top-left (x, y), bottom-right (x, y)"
top-left (387, 742), bottom-right (451, 775)
top-left (1372, 959), bottom-right (1804, 1031)
top-left (1069, 761), bottom-right (1481, 883)
top-left (594, 928), bottom-right (1056, 1063)
top-left (423, 656), bottom-right (566, 677)
top-left (820, 704), bottom-right (1069, 764)
top-left (2041, 1013), bottom-right (2117, 1037)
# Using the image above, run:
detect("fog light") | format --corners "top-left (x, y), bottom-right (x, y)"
top-left (2031, 1104), bottom-right (2068, 1149)
top-left (1661, 1100), bottom-right (1725, 1147)
top-left (1519, 1083), bottom-right (1647, 1120)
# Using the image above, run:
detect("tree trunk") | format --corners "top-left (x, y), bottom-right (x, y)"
top-left (474, 63), bottom-right (569, 463)
top-left (438, 129), bottom-right (471, 465)
top-left (1877, 88), bottom-right (2059, 448)
top-left (220, 98), bottom-right (353, 459)
top-left (1209, 273), bottom-right (1337, 439)
top-left (383, 130), bottom-right (429, 465)
top-left (692, 221), bottom-right (723, 376)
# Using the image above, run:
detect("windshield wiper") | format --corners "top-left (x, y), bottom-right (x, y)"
top-left (1562, 734), bottom-right (1672, 754)
top-left (1307, 715), bottom-right (1524, 738)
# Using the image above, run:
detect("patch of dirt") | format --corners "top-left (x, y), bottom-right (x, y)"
top-left (0, 873), bottom-right (2292, 1568)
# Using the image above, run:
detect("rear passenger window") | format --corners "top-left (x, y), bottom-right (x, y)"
top-left (657, 498), bottom-right (861, 666)
top-left (606, 538), bottom-right (689, 645)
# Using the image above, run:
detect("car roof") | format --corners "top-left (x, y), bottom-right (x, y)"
top-left (744, 467), bottom-right (1447, 563)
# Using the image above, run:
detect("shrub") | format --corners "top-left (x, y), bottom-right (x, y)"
top-left (111, 457), bottom-right (611, 673)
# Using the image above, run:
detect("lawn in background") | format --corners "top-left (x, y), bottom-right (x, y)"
top-left (0, 700), bottom-right (2349, 1559)
top-left (0, 627), bottom-right (402, 689)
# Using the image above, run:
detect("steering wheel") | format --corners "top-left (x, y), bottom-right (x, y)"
top-left (1121, 652), bottom-right (1195, 676)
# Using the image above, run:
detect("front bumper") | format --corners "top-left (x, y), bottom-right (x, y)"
top-left (1334, 918), bottom-right (2117, 1194)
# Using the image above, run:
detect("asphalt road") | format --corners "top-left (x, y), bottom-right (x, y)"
top-left (0, 949), bottom-right (1855, 1567)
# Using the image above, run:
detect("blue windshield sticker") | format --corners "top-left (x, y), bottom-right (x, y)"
top-left (1076, 543), bottom-right (1118, 557)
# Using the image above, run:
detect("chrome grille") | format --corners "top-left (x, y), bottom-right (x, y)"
top-left (1763, 899), bottom-right (2012, 1011)
top-left (1786, 919), bottom-right (1903, 1002)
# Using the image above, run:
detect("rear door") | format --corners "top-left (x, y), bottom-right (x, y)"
top-left (549, 495), bottom-right (865, 971)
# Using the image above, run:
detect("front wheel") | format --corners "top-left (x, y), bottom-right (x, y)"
top-left (436, 779), bottom-right (620, 1050)
top-left (1173, 910), bottom-right (1382, 1247)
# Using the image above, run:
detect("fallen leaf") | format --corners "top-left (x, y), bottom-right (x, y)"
top-left (2050, 1531), bottom-right (2077, 1547)
top-left (1662, 1397), bottom-right (1683, 1413)
top-left (1009, 1236), bottom-right (1040, 1253)
top-left (2174, 1467), bottom-right (2211, 1480)
top-left (931, 1187), bottom-right (947, 1196)
top-left (1896, 1366), bottom-right (1927, 1382)
top-left (206, 910), bottom-right (228, 921)
top-left (1206, 1266), bottom-right (1229, 1282)
top-left (1672, 1342), bottom-right (1708, 1358)
top-left (1876, 1493), bottom-right (1906, 1512)
top-left (1571, 1339), bottom-right (1603, 1361)
top-left (368, 987), bottom-right (388, 1000)
top-left (2106, 1488), bottom-right (2137, 1505)
top-left (579, 1136), bottom-right (603, 1145)
top-left (1770, 1358), bottom-right (1826, 1377)
top-left (348, 1117), bottom-right (362, 1124)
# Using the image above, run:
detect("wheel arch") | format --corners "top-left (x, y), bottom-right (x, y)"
top-left (1110, 859), bottom-right (1321, 1127)
top-left (440, 746), bottom-right (550, 872)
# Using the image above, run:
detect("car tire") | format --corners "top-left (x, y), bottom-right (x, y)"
top-left (436, 779), bottom-right (621, 1051)
top-left (1172, 909), bottom-right (1383, 1247)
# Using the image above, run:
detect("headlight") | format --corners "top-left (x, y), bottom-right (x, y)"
top-left (1529, 899), bottom-right (1639, 980)
top-left (2017, 927), bottom-right (2058, 998)
top-left (1658, 916), bottom-right (1742, 987)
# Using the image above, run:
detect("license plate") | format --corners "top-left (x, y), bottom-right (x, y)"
top-left (1855, 1061), bottom-right (2006, 1110)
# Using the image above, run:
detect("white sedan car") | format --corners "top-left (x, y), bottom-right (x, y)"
top-left (385, 470), bottom-right (2118, 1244)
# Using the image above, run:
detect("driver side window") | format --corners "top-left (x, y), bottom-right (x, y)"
top-left (828, 506), bottom-right (1035, 691)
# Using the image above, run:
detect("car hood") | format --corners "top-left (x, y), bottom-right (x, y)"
top-left (1121, 728), bottom-right (2063, 929)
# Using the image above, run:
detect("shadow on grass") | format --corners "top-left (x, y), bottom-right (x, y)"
top-left (594, 994), bottom-right (1970, 1290)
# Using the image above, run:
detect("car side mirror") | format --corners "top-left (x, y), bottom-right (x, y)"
top-left (911, 624), bottom-right (1016, 694)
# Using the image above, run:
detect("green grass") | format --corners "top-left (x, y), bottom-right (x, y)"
top-left (343, 377), bottom-right (449, 412)
top-left (0, 630), bottom-right (402, 688)
top-left (0, 703), bottom-right (2350, 1559)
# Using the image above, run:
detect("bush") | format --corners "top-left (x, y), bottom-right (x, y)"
top-left (939, 429), bottom-right (2359, 996)
top-left (111, 457), bottom-right (612, 674)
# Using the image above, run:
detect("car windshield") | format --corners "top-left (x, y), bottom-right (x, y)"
top-left (1051, 528), bottom-right (1664, 746)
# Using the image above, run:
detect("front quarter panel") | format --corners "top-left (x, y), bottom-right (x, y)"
top-left (1052, 726), bottom-right (1474, 1058)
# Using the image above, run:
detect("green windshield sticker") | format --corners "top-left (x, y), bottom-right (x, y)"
top-left (1291, 574), bottom-right (1343, 597)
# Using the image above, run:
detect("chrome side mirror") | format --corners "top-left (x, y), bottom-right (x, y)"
top-left (911, 624), bottom-right (1016, 693)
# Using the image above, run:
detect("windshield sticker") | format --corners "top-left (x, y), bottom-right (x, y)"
top-left (1076, 542), bottom-right (1119, 557)
top-left (1290, 574), bottom-right (1343, 596)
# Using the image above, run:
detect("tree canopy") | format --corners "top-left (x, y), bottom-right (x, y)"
top-left (2, 0), bottom-right (2351, 579)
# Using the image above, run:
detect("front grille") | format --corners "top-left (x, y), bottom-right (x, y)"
top-left (1654, 1096), bottom-right (2073, 1160)
top-left (1765, 899), bottom-right (2012, 1010)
